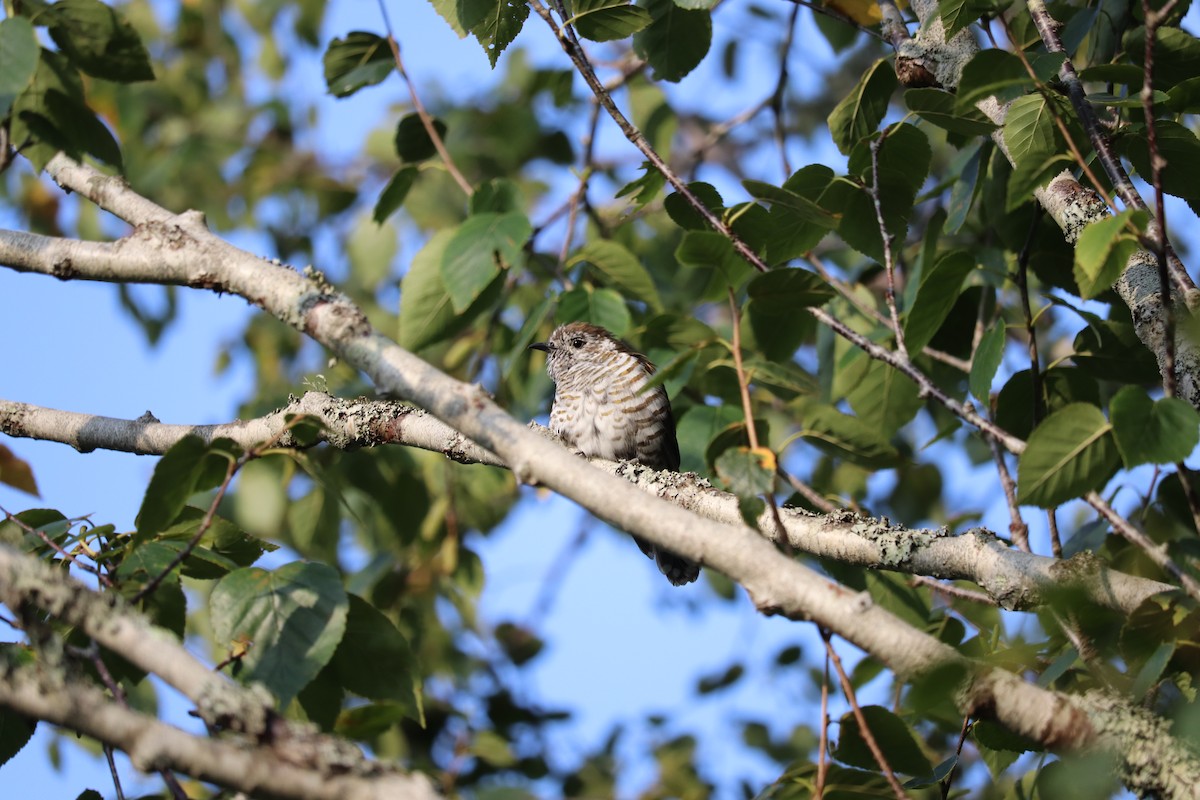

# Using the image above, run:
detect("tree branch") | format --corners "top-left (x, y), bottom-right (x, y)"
top-left (0, 154), bottom-right (1190, 778)
top-left (0, 661), bottom-right (438, 800)
top-left (898, 0), bottom-right (1200, 410)
top-left (0, 392), bottom-right (1173, 614)
top-left (0, 544), bottom-right (436, 799)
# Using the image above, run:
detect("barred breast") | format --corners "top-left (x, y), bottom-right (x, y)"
top-left (549, 350), bottom-right (679, 471)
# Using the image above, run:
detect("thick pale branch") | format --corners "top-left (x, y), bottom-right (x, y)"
top-left (0, 543), bottom-right (424, 788)
top-left (1, 393), bottom-right (1172, 614)
top-left (0, 155), bottom-right (1100, 754)
top-left (0, 664), bottom-right (438, 800)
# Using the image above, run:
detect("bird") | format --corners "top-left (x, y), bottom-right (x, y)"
top-left (529, 322), bottom-right (700, 586)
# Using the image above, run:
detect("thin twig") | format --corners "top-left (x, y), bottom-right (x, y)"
top-left (377, 0), bottom-right (474, 197)
top-left (1047, 509), bottom-right (1063, 559)
top-left (527, 0), bottom-right (770, 274)
top-left (71, 642), bottom-right (188, 800)
top-left (781, 468), bottom-right (838, 514)
top-left (1140, 0), bottom-right (1179, 397)
top-left (808, 307), bottom-right (1025, 453)
top-left (988, 437), bottom-right (1030, 552)
top-left (0, 506), bottom-right (110, 586)
top-left (939, 715), bottom-right (972, 800)
top-left (823, 630), bottom-right (910, 800)
top-left (130, 455), bottom-right (239, 604)
top-left (808, 256), bottom-right (970, 372)
top-left (728, 289), bottom-right (787, 534)
top-left (771, 5), bottom-right (800, 177)
top-left (103, 745), bottom-right (126, 800)
top-left (1025, 0), bottom-right (1194, 295)
top-left (815, 633), bottom-right (831, 800)
top-left (869, 130), bottom-right (907, 360)
top-left (556, 99), bottom-right (603, 279)
top-left (1087, 491), bottom-right (1200, 602)
top-left (1014, 209), bottom-right (1045, 424)
top-left (911, 575), bottom-right (998, 606)
top-left (1174, 465), bottom-right (1200, 535)
top-left (780, 0), bottom-right (887, 41)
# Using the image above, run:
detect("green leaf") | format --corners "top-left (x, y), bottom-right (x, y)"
top-left (1074, 209), bottom-right (1148, 299)
top-left (1130, 641), bottom-right (1175, 698)
top-left (570, 240), bottom-right (662, 310)
top-left (159, 506), bottom-right (276, 577)
top-left (935, 0), bottom-right (1012, 37)
top-left (757, 165), bottom-right (839, 262)
top-left (570, 0), bottom-right (652, 41)
top-left (742, 179), bottom-right (838, 229)
top-left (135, 436), bottom-right (212, 541)
top-left (0, 17), bottom-right (39, 118)
top-left (1072, 319), bottom-right (1162, 384)
top-left (400, 229), bottom-right (457, 350)
top-left (1003, 94), bottom-right (1058, 164)
top-left (400, 229), bottom-right (502, 350)
top-left (844, 357), bottom-right (922, 435)
top-left (335, 701), bottom-right (408, 740)
top-left (555, 285), bottom-right (632, 335)
top-left (394, 113), bottom-right (447, 162)
top-left (460, 0), bottom-right (529, 68)
top-left (1120, 121), bottom-right (1200, 207)
top-left (373, 166), bottom-right (419, 224)
top-left (746, 268), bottom-right (835, 313)
top-left (471, 730), bottom-right (517, 766)
top-left (676, 404), bottom-right (743, 473)
top-left (323, 31), bottom-right (394, 97)
top-left (969, 319), bottom-right (1006, 402)
top-left (904, 88), bottom-right (997, 136)
top-left (471, 178), bottom-right (523, 214)
top-left (946, 144), bottom-right (984, 234)
top-left (332, 595), bottom-right (423, 722)
top-left (1165, 76), bottom-right (1200, 112)
top-left (1017, 403), bottom-right (1121, 507)
top-left (714, 447), bottom-right (776, 497)
top-left (1110, 386), bottom-right (1200, 468)
top-left (833, 705), bottom-right (933, 776)
top-left (616, 161), bottom-right (666, 208)
top-left (663, 181), bottom-right (724, 230)
top-left (828, 59), bottom-right (897, 155)
top-left (441, 212), bottom-right (531, 312)
top-left (903, 250), bottom-right (975, 354)
top-left (46, 0), bottom-right (154, 82)
top-left (424, 0), bottom-right (469, 36)
top-left (675, 230), bottom-right (753, 292)
top-left (210, 562), bottom-right (349, 706)
top-left (1125, 26), bottom-right (1200, 90)
top-left (0, 647), bottom-right (36, 768)
top-left (956, 50), bottom-right (1034, 114)
top-left (696, 663), bottom-right (745, 694)
top-left (791, 399), bottom-right (900, 469)
top-left (632, 0), bottom-right (711, 82)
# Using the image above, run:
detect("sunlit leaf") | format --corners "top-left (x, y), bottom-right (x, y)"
top-left (828, 59), bottom-right (897, 155)
top-left (323, 31), bottom-right (393, 97)
top-left (1017, 403), bottom-right (1121, 507)
top-left (1110, 386), bottom-right (1200, 467)
top-left (210, 562), bottom-right (349, 706)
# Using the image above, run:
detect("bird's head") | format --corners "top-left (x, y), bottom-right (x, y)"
top-left (529, 322), bottom-right (627, 383)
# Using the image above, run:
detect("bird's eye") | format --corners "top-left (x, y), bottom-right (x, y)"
top-left (571, 337), bottom-right (585, 349)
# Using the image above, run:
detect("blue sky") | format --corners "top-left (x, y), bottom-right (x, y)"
top-left (4, 0), bottom-right (1199, 797)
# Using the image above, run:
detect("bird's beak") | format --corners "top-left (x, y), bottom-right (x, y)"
top-left (528, 341), bottom-right (551, 352)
